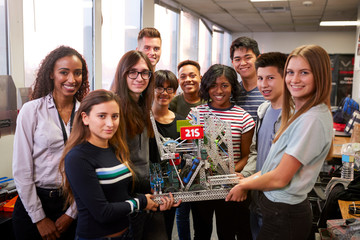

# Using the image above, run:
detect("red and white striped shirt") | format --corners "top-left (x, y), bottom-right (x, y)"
top-left (187, 103), bottom-right (255, 163)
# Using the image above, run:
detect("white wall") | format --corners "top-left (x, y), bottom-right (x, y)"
top-left (0, 136), bottom-right (14, 177)
top-left (232, 31), bottom-right (356, 54)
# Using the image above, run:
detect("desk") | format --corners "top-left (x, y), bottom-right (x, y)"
top-left (333, 136), bottom-right (351, 159)
top-left (338, 200), bottom-right (360, 219)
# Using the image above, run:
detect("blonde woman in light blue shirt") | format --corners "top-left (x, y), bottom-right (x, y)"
top-left (226, 45), bottom-right (333, 240)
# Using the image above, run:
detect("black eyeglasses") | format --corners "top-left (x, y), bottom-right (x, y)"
top-left (155, 87), bottom-right (175, 94)
top-left (128, 70), bottom-right (152, 80)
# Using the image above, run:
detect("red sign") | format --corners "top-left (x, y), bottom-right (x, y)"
top-left (180, 126), bottom-right (204, 140)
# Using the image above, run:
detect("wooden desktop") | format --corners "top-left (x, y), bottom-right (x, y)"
top-left (332, 135), bottom-right (351, 159)
top-left (338, 200), bottom-right (360, 219)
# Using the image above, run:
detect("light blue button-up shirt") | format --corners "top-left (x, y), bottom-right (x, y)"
top-left (261, 103), bottom-right (333, 205)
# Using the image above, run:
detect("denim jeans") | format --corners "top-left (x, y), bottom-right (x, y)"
top-left (249, 190), bottom-right (263, 240)
top-left (250, 210), bottom-right (263, 240)
top-left (176, 202), bottom-right (191, 240)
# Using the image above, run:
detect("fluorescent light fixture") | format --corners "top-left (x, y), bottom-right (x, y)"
top-left (250, 0), bottom-right (287, 2)
top-left (320, 21), bottom-right (360, 26)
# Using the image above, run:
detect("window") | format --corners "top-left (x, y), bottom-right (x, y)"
top-left (0, 0), bottom-right (8, 75)
top-left (179, 11), bottom-right (198, 63)
top-left (154, 4), bottom-right (179, 74)
top-left (23, 0), bottom-right (93, 88)
top-left (222, 31), bottom-right (232, 66)
top-left (211, 26), bottom-right (224, 65)
top-left (101, 0), bottom-right (141, 89)
top-left (198, 19), bottom-right (212, 75)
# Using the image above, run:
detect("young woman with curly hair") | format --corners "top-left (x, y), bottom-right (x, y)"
top-left (12, 45), bottom-right (89, 240)
top-left (188, 64), bottom-right (254, 240)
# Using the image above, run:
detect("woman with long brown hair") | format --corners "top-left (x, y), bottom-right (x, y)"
top-left (60, 89), bottom-right (174, 240)
top-left (12, 45), bottom-right (89, 240)
top-left (110, 50), bottom-right (180, 239)
top-left (226, 45), bottom-right (333, 240)
top-left (111, 50), bottom-right (154, 180)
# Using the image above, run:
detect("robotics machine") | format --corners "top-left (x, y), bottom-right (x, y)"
top-left (150, 109), bottom-right (240, 203)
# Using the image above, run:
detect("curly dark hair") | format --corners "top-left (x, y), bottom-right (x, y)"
top-left (199, 64), bottom-right (241, 102)
top-left (31, 45), bottom-right (90, 101)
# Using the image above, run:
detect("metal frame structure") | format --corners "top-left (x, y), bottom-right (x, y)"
top-left (150, 110), bottom-right (240, 203)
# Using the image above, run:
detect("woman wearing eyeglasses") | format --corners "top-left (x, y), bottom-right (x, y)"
top-left (149, 70), bottom-right (186, 240)
top-left (111, 51), bottom-right (179, 239)
top-left (111, 50), bottom-right (154, 182)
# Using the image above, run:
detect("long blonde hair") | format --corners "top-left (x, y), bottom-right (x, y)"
top-left (59, 89), bottom-right (133, 206)
top-left (274, 45), bottom-right (332, 157)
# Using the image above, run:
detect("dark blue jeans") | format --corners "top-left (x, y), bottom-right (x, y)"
top-left (250, 210), bottom-right (262, 240)
top-left (176, 202), bottom-right (191, 240)
top-left (249, 190), bottom-right (262, 240)
top-left (257, 192), bottom-right (312, 240)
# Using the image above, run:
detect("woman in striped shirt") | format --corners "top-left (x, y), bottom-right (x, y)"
top-left (188, 64), bottom-right (254, 240)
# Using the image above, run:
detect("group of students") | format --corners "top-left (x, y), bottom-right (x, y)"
top-left (11, 26), bottom-right (333, 240)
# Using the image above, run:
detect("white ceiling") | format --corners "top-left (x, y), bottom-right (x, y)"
top-left (165, 0), bottom-right (359, 32)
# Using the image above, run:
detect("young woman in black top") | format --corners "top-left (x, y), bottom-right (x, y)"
top-left (149, 70), bottom-right (185, 239)
top-left (60, 90), bottom-right (175, 240)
